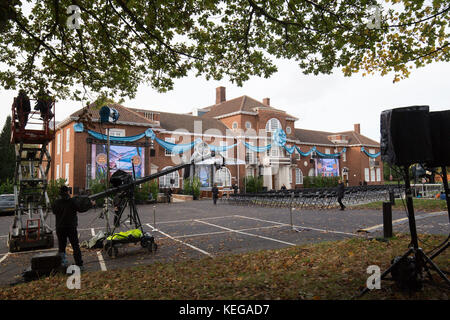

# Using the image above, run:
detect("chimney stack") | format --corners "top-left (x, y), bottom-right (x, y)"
top-left (216, 86), bottom-right (226, 104)
top-left (354, 123), bottom-right (360, 134)
top-left (263, 98), bottom-right (270, 106)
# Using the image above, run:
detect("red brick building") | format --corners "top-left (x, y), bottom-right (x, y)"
top-left (48, 87), bottom-right (383, 194)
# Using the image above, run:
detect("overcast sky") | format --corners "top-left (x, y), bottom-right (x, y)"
top-left (1, 58), bottom-right (449, 142)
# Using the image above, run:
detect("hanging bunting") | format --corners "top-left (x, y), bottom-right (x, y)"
top-left (284, 145), bottom-right (295, 154)
top-left (294, 146), bottom-right (316, 157)
top-left (155, 137), bottom-right (201, 154)
top-left (243, 141), bottom-right (272, 153)
top-left (361, 147), bottom-right (380, 158)
top-left (315, 147), bottom-right (346, 158)
top-left (209, 143), bottom-right (238, 152)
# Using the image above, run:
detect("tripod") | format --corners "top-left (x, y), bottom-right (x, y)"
top-left (359, 165), bottom-right (450, 297)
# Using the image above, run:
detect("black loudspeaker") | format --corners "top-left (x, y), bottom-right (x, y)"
top-left (428, 110), bottom-right (450, 166)
top-left (380, 106), bottom-right (433, 166)
top-left (150, 149), bottom-right (156, 157)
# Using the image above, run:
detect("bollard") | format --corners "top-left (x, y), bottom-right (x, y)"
top-left (389, 190), bottom-right (396, 206)
top-left (382, 201), bottom-right (393, 239)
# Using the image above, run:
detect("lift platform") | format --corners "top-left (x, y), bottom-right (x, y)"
top-left (8, 96), bottom-right (55, 252)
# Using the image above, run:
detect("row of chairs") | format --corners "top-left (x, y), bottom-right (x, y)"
top-left (222, 185), bottom-right (404, 209)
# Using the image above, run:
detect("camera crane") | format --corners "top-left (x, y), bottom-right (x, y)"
top-left (8, 93), bottom-right (55, 252)
top-left (78, 151), bottom-right (224, 257)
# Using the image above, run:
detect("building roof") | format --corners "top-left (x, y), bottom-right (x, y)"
top-left (70, 103), bottom-right (159, 127)
top-left (128, 108), bottom-right (230, 135)
top-left (294, 128), bottom-right (380, 147)
top-left (201, 95), bottom-right (298, 120)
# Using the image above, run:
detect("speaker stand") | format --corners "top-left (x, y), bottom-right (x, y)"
top-left (358, 166), bottom-right (450, 297)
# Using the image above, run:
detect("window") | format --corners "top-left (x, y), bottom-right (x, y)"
top-left (56, 164), bottom-right (60, 179)
top-left (56, 133), bottom-right (61, 155)
top-left (245, 121), bottom-right (252, 129)
top-left (66, 128), bottom-right (70, 152)
top-left (308, 168), bottom-right (315, 177)
top-left (219, 141), bottom-right (228, 158)
top-left (370, 168), bottom-right (376, 182)
top-left (265, 118), bottom-right (281, 132)
top-left (376, 168), bottom-right (381, 182)
top-left (289, 169), bottom-right (292, 184)
top-left (215, 167), bottom-right (231, 187)
top-left (364, 168), bottom-right (370, 182)
top-left (165, 137), bottom-right (175, 156)
top-left (246, 168), bottom-right (254, 177)
top-left (65, 163), bottom-right (69, 184)
top-left (159, 166), bottom-right (179, 188)
top-left (267, 146), bottom-right (280, 157)
top-left (295, 168), bottom-right (303, 184)
top-left (286, 126), bottom-right (291, 134)
top-left (109, 129), bottom-right (125, 137)
top-left (325, 148), bottom-right (331, 154)
top-left (232, 122), bottom-right (238, 130)
top-left (246, 149), bottom-right (255, 164)
top-left (342, 151), bottom-right (346, 162)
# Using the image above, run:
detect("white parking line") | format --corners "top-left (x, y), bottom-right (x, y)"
top-left (234, 215), bottom-right (359, 237)
top-left (146, 223), bottom-right (213, 257)
top-left (0, 252), bottom-right (9, 263)
top-left (90, 228), bottom-right (107, 271)
top-left (173, 224), bottom-right (286, 239)
top-left (195, 219), bottom-right (297, 246)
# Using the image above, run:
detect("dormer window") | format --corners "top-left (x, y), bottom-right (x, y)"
top-left (232, 122), bottom-right (238, 130)
top-left (265, 118), bottom-right (281, 133)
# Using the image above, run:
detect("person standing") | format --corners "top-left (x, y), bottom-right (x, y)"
top-left (52, 186), bottom-right (83, 268)
top-left (14, 89), bottom-right (31, 129)
top-left (337, 179), bottom-right (346, 211)
top-left (212, 183), bottom-right (219, 205)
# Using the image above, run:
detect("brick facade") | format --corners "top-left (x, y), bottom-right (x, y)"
top-left (48, 87), bottom-right (383, 194)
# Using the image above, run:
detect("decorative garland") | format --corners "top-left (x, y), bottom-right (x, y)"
top-left (76, 124), bottom-right (347, 159)
top-left (361, 147), bottom-right (380, 158)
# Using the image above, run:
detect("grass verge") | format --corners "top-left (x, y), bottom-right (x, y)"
top-left (0, 234), bottom-right (448, 300)
top-left (350, 198), bottom-right (448, 212)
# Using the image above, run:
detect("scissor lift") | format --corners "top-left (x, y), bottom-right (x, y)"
top-left (8, 97), bottom-right (55, 252)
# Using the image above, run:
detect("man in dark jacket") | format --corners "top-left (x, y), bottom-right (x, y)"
top-left (337, 179), bottom-right (346, 211)
top-left (212, 183), bottom-right (219, 205)
top-left (52, 186), bottom-right (83, 267)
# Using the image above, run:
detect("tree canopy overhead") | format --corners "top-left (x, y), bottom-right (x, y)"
top-left (0, 0), bottom-right (448, 101)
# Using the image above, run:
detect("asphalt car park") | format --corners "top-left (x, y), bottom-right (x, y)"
top-left (0, 199), bottom-right (448, 287)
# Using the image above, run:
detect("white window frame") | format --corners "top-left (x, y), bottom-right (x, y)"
top-left (364, 168), bottom-right (370, 182)
top-left (232, 122), bottom-right (238, 130)
top-left (342, 151), bottom-right (346, 162)
top-left (159, 166), bottom-right (179, 188)
top-left (325, 148), bottom-right (331, 154)
top-left (246, 168), bottom-right (254, 177)
top-left (265, 118), bottom-right (282, 133)
top-left (109, 128), bottom-right (125, 137)
top-left (65, 128), bottom-right (70, 152)
top-left (286, 126), bottom-right (291, 134)
top-left (376, 168), bottom-right (381, 182)
top-left (245, 121), bottom-right (251, 129)
top-left (56, 164), bottom-right (60, 179)
top-left (289, 168), bottom-right (292, 184)
top-left (165, 137), bottom-right (175, 156)
top-left (56, 133), bottom-right (61, 155)
top-left (65, 163), bottom-right (69, 184)
top-left (246, 148), bottom-right (255, 164)
top-left (215, 167), bottom-right (232, 187)
top-left (220, 140), bottom-right (228, 158)
top-left (295, 168), bottom-right (303, 184)
top-left (370, 168), bottom-right (376, 182)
